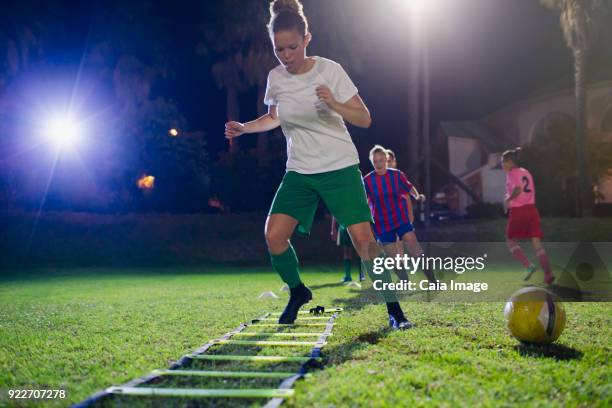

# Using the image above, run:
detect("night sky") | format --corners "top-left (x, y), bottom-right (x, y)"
top-left (5, 1), bottom-right (608, 148)
top-left (1, 0), bottom-right (611, 212)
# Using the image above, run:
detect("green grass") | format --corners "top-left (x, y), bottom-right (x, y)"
top-left (0, 267), bottom-right (610, 407)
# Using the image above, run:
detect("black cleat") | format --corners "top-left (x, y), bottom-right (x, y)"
top-left (386, 302), bottom-right (413, 330)
top-left (278, 283), bottom-right (312, 324)
top-left (389, 314), bottom-right (414, 330)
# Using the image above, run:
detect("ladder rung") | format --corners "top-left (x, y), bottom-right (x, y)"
top-left (152, 369), bottom-right (309, 379)
top-left (269, 308), bottom-right (343, 316)
top-left (233, 332), bottom-right (329, 337)
top-left (210, 339), bottom-right (325, 347)
top-left (187, 354), bottom-right (320, 363)
top-left (107, 386), bottom-right (294, 399)
top-left (250, 323), bottom-right (329, 327)
top-left (258, 316), bottom-right (331, 321)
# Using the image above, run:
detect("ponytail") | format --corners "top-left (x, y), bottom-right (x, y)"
top-left (501, 147), bottom-right (522, 164)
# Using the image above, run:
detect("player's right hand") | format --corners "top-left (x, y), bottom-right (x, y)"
top-left (225, 121), bottom-right (245, 139)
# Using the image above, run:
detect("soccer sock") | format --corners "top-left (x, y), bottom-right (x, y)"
top-left (536, 248), bottom-right (553, 278)
top-left (343, 259), bottom-right (352, 280)
top-left (357, 258), bottom-right (364, 280)
top-left (386, 301), bottom-right (406, 320)
top-left (413, 249), bottom-right (434, 282)
top-left (362, 255), bottom-right (398, 303)
top-left (270, 244), bottom-right (301, 288)
top-left (395, 268), bottom-right (410, 282)
top-left (509, 246), bottom-right (531, 269)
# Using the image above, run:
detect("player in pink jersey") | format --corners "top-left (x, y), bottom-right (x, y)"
top-left (502, 147), bottom-right (555, 285)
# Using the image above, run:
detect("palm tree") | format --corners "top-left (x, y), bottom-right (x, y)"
top-left (212, 56), bottom-right (246, 155)
top-left (198, 1), bottom-right (374, 161)
top-left (541, 0), bottom-right (610, 215)
top-left (196, 1), bottom-right (275, 158)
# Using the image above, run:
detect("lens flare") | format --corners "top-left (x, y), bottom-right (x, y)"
top-left (45, 116), bottom-right (83, 149)
top-left (137, 175), bottom-right (155, 190)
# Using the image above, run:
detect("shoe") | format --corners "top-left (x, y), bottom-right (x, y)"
top-left (386, 302), bottom-right (413, 330)
top-left (278, 283), bottom-right (312, 324)
top-left (359, 270), bottom-right (365, 281)
top-left (389, 314), bottom-right (414, 330)
top-left (523, 265), bottom-right (536, 281)
top-left (342, 276), bottom-right (353, 283)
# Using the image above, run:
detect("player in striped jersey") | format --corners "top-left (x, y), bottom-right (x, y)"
top-left (502, 147), bottom-right (555, 285)
top-left (385, 149), bottom-right (413, 281)
top-left (363, 145), bottom-right (436, 284)
top-left (386, 149), bottom-right (415, 224)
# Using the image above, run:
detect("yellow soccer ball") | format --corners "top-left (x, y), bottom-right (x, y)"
top-left (504, 287), bottom-right (566, 344)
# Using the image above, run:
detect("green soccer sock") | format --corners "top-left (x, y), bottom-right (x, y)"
top-left (270, 244), bottom-right (301, 288)
top-left (343, 259), bottom-right (352, 280)
top-left (362, 255), bottom-right (398, 303)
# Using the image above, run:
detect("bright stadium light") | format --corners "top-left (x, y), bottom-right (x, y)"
top-left (44, 115), bottom-right (83, 149)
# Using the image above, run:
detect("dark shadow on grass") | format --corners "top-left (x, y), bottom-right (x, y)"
top-left (0, 263), bottom-right (348, 283)
top-left (326, 282), bottom-right (443, 316)
top-left (319, 327), bottom-right (392, 368)
top-left (514, 343), bottom-right (583, 361)
top-left (309, 281), bottom-right (346, 290)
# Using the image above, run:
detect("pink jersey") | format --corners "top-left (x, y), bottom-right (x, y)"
top-left (506, 167), bottom-right (535, 208)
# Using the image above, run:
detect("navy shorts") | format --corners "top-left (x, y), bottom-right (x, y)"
top-left (375, 222), bottom-right (415, 244)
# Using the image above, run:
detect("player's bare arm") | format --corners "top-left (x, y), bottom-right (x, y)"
top-left (505, 186), bottom-right (521, 203)
top-left (315, 86), bottom-right (371, 128)
top-left (410, 186), bottom-right (426, 202)
top-left (224, 105), bottom-right (280, 138)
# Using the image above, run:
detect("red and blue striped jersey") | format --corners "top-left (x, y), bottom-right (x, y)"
top-left (363, 169), bottom-right (414, 234)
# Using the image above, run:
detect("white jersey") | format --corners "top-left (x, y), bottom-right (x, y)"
top-left (264, 56), bottom-right (360, 174)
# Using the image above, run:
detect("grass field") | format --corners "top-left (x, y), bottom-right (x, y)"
top-left (0, 266), bottom-right (610, 407)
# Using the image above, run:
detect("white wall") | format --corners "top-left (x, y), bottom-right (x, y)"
top-left (448, 136), bottom-right (481, 177)
top-left (482, 168), bottom-right (505, 204)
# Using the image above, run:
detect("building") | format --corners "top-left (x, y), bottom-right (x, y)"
top-left (439, 80), bottom-right (612, 214)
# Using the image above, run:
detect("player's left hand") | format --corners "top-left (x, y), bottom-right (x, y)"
top-left (418, 194), bottom-right (426, 202)
top-left (315, 85), bottom-right (338, 109)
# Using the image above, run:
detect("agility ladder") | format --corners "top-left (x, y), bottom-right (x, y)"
top-left (73, 306), bottom-right (342, 407)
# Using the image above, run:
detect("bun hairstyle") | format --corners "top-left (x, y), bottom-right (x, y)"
top-left (501, 147), bottom-right (522, 164)
top-left (268, 0), bottom-right (309, 38)
top-left (369, 145), bottom-right (389, 162)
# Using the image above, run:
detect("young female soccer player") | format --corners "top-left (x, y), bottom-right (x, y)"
top-left (502, 147), bottom-right (555, 285)
top-left (363, 146), bottom-right (436, 285)
top-left (224, 0), bottom-right (410, 329)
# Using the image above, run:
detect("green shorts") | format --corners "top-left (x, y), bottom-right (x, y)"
top-left (269, 164), bottom-right (373, 236)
